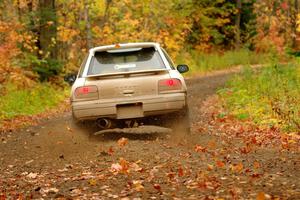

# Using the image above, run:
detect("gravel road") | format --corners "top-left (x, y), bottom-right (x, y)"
top-left (0, 72), bottom-right (299, 199)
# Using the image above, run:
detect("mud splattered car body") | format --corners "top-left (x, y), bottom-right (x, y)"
top-left (71, 42), bottom-right (189, 129)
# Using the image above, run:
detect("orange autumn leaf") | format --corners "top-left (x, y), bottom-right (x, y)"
top-left (108, 146), bottom-right (114, 155)
top-left (110, 163), bottom-right (122, 174)
top-left (240, 145), bottom-right (252, 154)
top-left (256, 192), bottom-right (266, 200)
top-left (232, 163), bottom-right (243, 173)
top-left (132, 180), bottom-right (144, 192)
top-left (153, 183), bottom-right (161, 191)
top-left (178, 167), bottom-right (184, 177)
top-left (131, 162), bottom-right (143, 172)
top-left (207, 164), bottom-right (214, 171)
top-left (120, 158), bottom-right (130, 174)
top-left (253, 161), bottom-right (261, 169)
top-left (207, 140), bottom-right (216, 149)
top-left (88, 179), bottom-right (97, 186)
top-left (194, 144), bottom-right (206, 152)
top-left (166, 172), bottom-right (176, 180)
top-left (216, 160), bottom-right (225, 168)
top-left (66, 126), bottom-right (73, 132)
top-left (117, 137), bottom-right (128, 147)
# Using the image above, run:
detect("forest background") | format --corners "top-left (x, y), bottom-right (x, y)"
top-left (0, 0), bottom-right (300, 132)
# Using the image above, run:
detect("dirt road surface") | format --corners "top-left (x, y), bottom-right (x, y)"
top-left (0, 73), bottom-right (299, 199)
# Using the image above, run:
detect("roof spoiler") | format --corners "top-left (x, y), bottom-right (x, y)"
top-left (84, 69), bottom-right (168, 78)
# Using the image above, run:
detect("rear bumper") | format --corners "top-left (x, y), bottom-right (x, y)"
top-left (72, 93), bottom-right (187, 120)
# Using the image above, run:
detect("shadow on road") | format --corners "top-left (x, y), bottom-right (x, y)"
top-left (90, 132), bottom-right (166, 141)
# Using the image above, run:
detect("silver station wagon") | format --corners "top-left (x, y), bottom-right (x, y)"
top-left (70, 42), bottom-right (190, 132)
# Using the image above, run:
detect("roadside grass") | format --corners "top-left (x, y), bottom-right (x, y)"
top-left (218, 61), bottom-right (300, 132)
top-left (176, 49), bottom-right (270, 75)
top-left (0, 49), bottom-right (295, 125)
top-left (0, 83), bottom-right (69, 121)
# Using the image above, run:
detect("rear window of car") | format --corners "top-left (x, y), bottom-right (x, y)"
top-left (87, 47), bottom-right (165, 75)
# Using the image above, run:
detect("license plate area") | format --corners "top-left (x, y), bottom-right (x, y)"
top-left (116, 103), bottom-right (143, 119)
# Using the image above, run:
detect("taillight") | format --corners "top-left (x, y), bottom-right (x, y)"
top-left (74, 85), bottom-right (98, 100)
top-left (158, 78), bottom-right (182, 93)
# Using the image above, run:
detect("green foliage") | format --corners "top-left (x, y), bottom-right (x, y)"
top-left (176, 49), bottom-right (270, 74)
top-left (287, 50), bottom-right (300, 58)
top-left (0, 83), bottom-right (68, 120)
top-left (188, 0), bottom-right (237, 50)
top-left (19, 54), bottom-right (63, 81)
top-left (33, 58), bottom-right (63, 81)
top-left (219, 64), bottom-right (300, 132)
top-left (2, 0), bottom-right (299, 81)
top-left (1, 0), bottom-right (299, 123)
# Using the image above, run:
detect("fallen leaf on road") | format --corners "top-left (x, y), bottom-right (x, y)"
top-left (253, 161), bottom-right (260, 169)
top-left (148, 166), bottom-right (159, 181)
top-left (98, 174), bottom-right (106, 180)
top-left (207, 140), bottom-right (216, 149)
top-left (232, 163), bottom-right (243, 173)
top-left (117, 137), bottom-right (128, 147)
top-left (108, 146), bottom-right (114, 155)
top-left (110, 158), bottom-right (130, 174)
top-left (66, 126), bottom-right (73, 132)
top-left (132, 180), bottom-right (144, 192)
top-left (194, 144), bottom-right (206, 152)
top-left (107, 194), bottom-right (119, 198)
top-left (25, 160), bottom-right (34, 165)
top-left (256, 191), bottom-right (266, 200)
top-left (88, 179), bottom-right (97, 186)
top-left (131, 162), bottom-right (143, 172)
top-left (27, 172), bottom-right (38, 179)
top-left (70, 188), bottom-right (82, 195)
top-left (41, 187), bottom-right (59, 194)
top-left (251, 173), bottom-right (262, 178)
top-left (120, 158), bottom-right (130, 174)
top-left (153, 184), bottom-right (161, 191)
top-left (216, 160), bottom-right (225, 168)
top-left (240, 145), bottom-right (252, 154)
top-left (207, 164), bottom-right (214, 171)
top-left (166, 172), bottom-right (176, 181)
top-left (178, 167), bottom-right (184, 177)
top-left (110, 163), bottom-right (122, 174)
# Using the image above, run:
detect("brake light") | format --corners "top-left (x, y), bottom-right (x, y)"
top-left (74, 85), bottom-right (98, 100)
top-left (158, 78), bottom-right (182, 92)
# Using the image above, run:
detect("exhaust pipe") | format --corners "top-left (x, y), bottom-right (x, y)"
top-left (96, 118), bottom-right (112, 129)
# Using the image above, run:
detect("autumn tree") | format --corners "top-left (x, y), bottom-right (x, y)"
top-left (235, 0), bottom-right (242, 49)
top-left (1, 0), bottom-right (299, 83)
top-left (38, 0), bottom-right (57, 59)
top-left (292, 0), bottom-right (299, 48)
top-left (187, 0), bottom-right (237, 51)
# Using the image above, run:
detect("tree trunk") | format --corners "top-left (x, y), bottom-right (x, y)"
top-left (235, 0), bottom-right (242, 49)
top-left (84, 0), bottom-right (92, 49)
top-left (16, 0), bottom-right (22, 22)
top-left (38, 0), bottom-right (57, 59)
top-left (292, 0), bottom-right (299, 48)
top-left (101, 0), bottom-right (112, 28)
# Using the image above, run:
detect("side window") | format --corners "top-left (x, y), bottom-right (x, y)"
top-left (161, 48), bottom-right (175, 69)
top-left (78, 54), bottom-right (89, 77)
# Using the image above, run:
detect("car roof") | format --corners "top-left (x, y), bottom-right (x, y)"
top-left (90, 42), bottom-right (160, 54)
